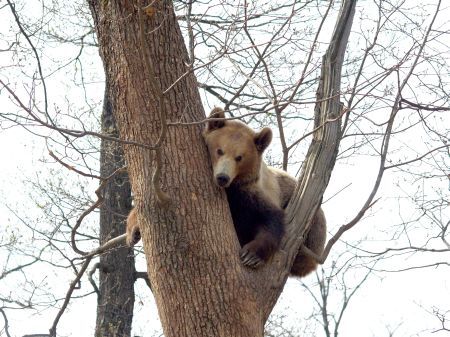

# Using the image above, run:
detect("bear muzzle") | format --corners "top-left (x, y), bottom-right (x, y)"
top-left (215, 174), bottom-right (230, 187)
top-left (213, 158), bottom-right (236, 188)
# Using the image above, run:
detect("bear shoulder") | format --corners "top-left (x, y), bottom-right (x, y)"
top-left (265, 166), bottom-right (296, 209)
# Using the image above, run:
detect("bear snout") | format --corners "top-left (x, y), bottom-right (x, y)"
top-left (215, 174), bottom-right (230, 187)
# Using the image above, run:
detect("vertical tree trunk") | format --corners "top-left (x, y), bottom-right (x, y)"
top-left (95, 83), bottom-right (135, 337)
top-left (88, 2), bottom-right (261, 336)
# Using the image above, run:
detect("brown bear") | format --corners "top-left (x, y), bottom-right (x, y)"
top-left (203, 107), bottom-right (327, 277)
top-left (125, 107), bottom-right (326, 277)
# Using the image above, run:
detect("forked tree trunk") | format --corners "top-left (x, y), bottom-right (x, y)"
top-left (95, 83), bottom-right (135, 337)
top-left (87, 1), bottom-right (355, 336)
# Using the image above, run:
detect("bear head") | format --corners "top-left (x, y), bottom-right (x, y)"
top-left (203, 107), bottom-right (272, 188)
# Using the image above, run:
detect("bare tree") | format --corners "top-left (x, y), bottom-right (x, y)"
top-left (94, 81), bottom-right (135, 337)
top-left (302, 254), bottom-right (376, 337)
top-left (0, 0), bottom-right (449, 336)
top-left (83, 0), bottom-right (354, 336)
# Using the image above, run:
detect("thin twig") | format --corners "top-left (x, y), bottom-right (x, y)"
top-left (287, 106), bottom-right (350, 151)
top-left (303, 198), bottom-right (380, 264)
top-left (168, 93), bottom-right (346, 127)
top-left (279, 0), bottom-right (334, 114)
top-left (384, 144), bottom-right (450, 170)
top-left (5, 0), bottom-right (51, 124)
top-left (48, 150), bottom-right (103, 180)
top-left (0, 308), bottom-right (12, 337)
top-left (0, 79), bottom-right (159, 150)
top-left (88, 262), bottom-right (101, 296)
top-left (71, 167), bottom-right (127, 256)
top-left (49, 256), bottom-right (93, 337)
top-left (50, 233), bottom-right (127, 336)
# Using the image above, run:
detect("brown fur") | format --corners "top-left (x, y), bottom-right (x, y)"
top-left (291, 208), bottom-right (326, 277)
top-left (204, 107), bottom-right (327, 277)
top-left (264, 167), bottom-right (327, 277)
top-left (125, 107), bottom-right (327, 278)
top-left (203, 113), bottom-right (266, 186)
top-left (126, 208), bottom-right (141, 246)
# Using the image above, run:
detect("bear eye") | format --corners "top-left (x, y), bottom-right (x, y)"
top-left (217, 148), bottom-right (224, 156)
top-left (235, 155), bottom-right (242, 162)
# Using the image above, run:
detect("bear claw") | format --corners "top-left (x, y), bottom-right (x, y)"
top-left (127, 227), bottom-right (141, 246)
top-left (240, 248), bottom-right (264, 269)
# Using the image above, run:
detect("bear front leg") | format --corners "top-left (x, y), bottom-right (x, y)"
top-left (240, 229), bottom-right (280, 269)
top-left (126, 208), bottom-right (141, 246)
top-left (239, 201), bottom-right (285, 269)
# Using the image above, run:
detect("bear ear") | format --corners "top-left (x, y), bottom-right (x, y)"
top-left (254, 127), bottom-right (272, 152)
top-left (205, 107), bottom-right (226, 133)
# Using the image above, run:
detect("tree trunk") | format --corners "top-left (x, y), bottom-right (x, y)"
top-left (95, 83), bottom-right (135, 337)
top-left (88, 2), bottom-right (261, 336)
top-left (87, 1), bottom-right (355, 336)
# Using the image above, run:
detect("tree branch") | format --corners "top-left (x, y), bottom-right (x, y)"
top-left (135, 271), bottom-right (152, 290)
top-left (0, 80), bottom-right (160, 150)
top-left (261, 0), bottom-right (357, 319)
top-left (71, 167), bottom-right (127, 256)
top-left (49, 256), bottom-right (92, 337)
top-left (0, 308), bottom-right (12, 337)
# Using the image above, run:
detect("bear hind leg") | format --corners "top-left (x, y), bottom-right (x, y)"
top-left (290, 208), bottom-right (326, 277)
top-left (291, 253), bottom-right (319, 278)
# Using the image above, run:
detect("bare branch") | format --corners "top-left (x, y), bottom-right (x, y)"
top-left (262, 0), bottom-right (357, 319)
top-left (5, 0), bottom-right (51, 124)
top-left (0, 308), bottom-right (12, 337)
top-left (401, 98), bottom-right (450, 112)
top-left (313, 0), bottom-right (444, 267)
top-left (49, 256), bottom-right (93, 337)
top-left (384, 144), bottom-right (450, 170)
top-left (85, 234), bottom-right (127, 259)
top-left (0, 80), bottom-right (160, 150)
top-left (71, 167), bottom-right (127, 256)
top-left (135, 271), bottom-right (152, 290)
top-left (88, 263), bottom-right (100, 296)
top-left (314, 198), bottom-right (380, 264)
top-left (48, 150), bottom-right (103, 180)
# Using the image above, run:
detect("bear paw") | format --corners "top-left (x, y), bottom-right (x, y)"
top-left (240, 245), bottom-right (264, 269)
top-left (126, 226), bottom-right (141, 246)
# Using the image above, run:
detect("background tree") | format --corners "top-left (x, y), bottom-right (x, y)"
top-left (302, 254), bottom-right (376, 337)
top-left (0, 1), bottom-right (142, 336)
top-left (94, 83), bottom-right (135, 337)
top-left (0, 1), bottom-right (144, 336)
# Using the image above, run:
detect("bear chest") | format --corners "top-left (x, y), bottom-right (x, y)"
top-left (225, 187), bottom-right (268, 243)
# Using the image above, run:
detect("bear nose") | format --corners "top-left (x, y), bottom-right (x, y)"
top-left (216, 174), bottom-right (230, 187)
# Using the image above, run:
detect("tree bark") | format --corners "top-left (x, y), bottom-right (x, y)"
top-left (87, 0), bottom-right (355, 336)
top-left (95, 83), bottom-right (135, 337)
top-left (88, 2), bottom-right (261, 336)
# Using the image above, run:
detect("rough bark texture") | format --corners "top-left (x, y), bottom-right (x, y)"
top-left (88, 2), bottom-right (260, 336)
top-left (87, 0), bottom-right (356, 336)
top-left (95, 85), bottom-right (135, 337)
